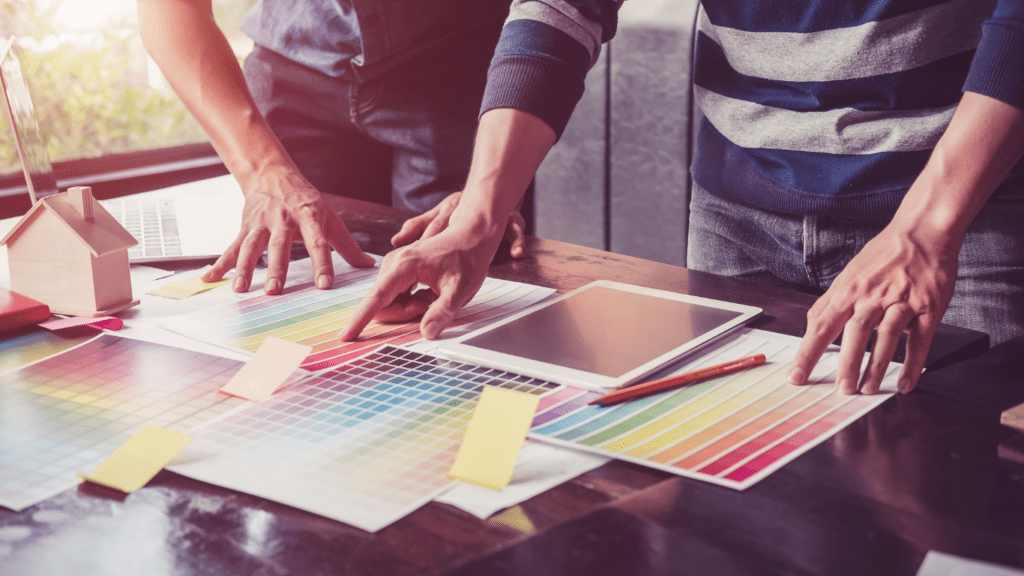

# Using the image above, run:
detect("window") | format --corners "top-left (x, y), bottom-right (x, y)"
top-left (1, 0), bottom-right (256, 201)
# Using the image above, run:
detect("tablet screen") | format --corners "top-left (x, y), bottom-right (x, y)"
top-left (459, 285), bottom-right (746, 379)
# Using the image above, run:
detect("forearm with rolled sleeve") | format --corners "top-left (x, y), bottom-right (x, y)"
top-left (479, 0), bottom-right (624, 139)
top-left (963, 0), bottom-right (1024, 109)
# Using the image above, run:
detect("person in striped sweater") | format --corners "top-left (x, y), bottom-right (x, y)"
top-left (344, 0), bottom-right (1024, 397)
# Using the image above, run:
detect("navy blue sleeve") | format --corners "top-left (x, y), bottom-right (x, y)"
top-left (963, 0), bottom-right (1024, 110)
top-left (479, 0), bottom-right (622, 139)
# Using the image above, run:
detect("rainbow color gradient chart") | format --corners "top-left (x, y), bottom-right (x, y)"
top-left (0, 334), bottom-right (247, 511)
top-left (528, 330), bottom-right (897, 490)
top-left (0, 327), bottom-right (94, 375)
top-left (169, 345), bottom-right (560, 532)
top-left (163, 270), bottom-right (554, 370)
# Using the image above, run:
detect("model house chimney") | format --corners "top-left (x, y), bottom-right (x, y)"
top-left (68, 186), bottom-right (94, 221)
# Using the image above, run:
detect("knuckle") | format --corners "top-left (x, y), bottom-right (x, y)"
top-left (305, 236), bottom-right (330, 251)
top-left (296, 202), bottom-right (322, 220)
top-left (266, 236), bottom-right (291, 250)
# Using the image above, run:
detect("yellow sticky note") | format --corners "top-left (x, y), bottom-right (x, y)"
top-left (220, 337), bottom-right (312, 401)
top-left (147, 275), bottom-right (230, 299)
top-left (489, 505), bottom-right (536, 534)
top-left (82, 425), bottom-right (192, 493)
top-left (447, 386), bottom-right (540, 490)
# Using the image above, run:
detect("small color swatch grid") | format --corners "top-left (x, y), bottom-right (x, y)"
top-left (528, 331), bottom-right (896, 490)
top-left (169, 345), bottom-right (560, 532)
top-left (0, 334), bottom-right (247, 511)
top-left (0, 327), bottom-right (95, 375)
top-left (164, 270), bottom-right (554, 370)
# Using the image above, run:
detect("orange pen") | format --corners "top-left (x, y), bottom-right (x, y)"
top-left (588, 353), bottom-right (767, 407)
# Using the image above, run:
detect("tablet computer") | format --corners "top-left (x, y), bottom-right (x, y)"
top-left (435, 280), bottom-right (762, 390)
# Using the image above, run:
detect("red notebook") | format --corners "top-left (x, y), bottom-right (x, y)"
top-left (0, 287), bottom-right (50, 333)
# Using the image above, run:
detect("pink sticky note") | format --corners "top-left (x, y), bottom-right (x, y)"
top-left (39, 316), bottom-right (124, 331)
top-left (220, 337), bottom-right (312, 401)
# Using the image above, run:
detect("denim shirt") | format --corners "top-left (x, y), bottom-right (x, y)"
top-left (241, 0), bottom-right (510, 82)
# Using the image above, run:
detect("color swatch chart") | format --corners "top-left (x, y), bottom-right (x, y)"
top-left (528, 330), bottom-right (896, 490)
top-left (0, 327), bottom-right (95, 375)
top-left (0, 334), bottom-right (247, 511)
top-left (169, 345), bottom-right (560, 533)
top-left (163, 269), bottom-right (554, 370)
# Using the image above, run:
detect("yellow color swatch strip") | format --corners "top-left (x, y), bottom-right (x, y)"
top-left (81, 425), bottom-right (193, 493)
top-left (148, 276), bottom-right (230, 300)
top-left (447, 386), bottom-right (540, 490)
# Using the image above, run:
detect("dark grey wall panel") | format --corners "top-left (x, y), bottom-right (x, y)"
top-left (609, 1), bottom-right (699, 267)
top-left (533, 49), bottom-right (608, 250)
top-left (533, 1), bottom-right (700, 262)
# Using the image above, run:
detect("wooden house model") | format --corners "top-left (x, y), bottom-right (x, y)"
top-left (0, 186), bottom-right (139, 316)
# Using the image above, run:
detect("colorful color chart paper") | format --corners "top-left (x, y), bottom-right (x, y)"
top-left (528, 330), bottom-right (896, 490)
top-left (169, 345), bottom-right (560, 532)
top-left (0, 334), bottom-right (247, 511)
top-left (162, 270), bottom-right (554, 370)
top-left (0, 328), bottom-right (94, 375)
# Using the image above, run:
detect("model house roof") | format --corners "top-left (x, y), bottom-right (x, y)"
top-left (0, 188), bottom-right (138, 257)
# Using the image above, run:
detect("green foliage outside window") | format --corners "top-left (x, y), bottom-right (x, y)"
top-left (1, 0), bottom-right (256, 176)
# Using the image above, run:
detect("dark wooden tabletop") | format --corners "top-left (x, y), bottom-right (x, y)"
top-left (2, 196), bottom-right (1022, 576)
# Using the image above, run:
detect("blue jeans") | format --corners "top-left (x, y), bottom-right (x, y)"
top-left (687, 182), bottom-right (1024, 344)
top-left (244, 45), bottom-right (499, 214)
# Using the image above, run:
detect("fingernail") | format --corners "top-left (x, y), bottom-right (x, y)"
top-left (317, 274), bottom-right (332, 289)
top-left (265, 278), bottom-right (280, 294)
top-left (233, 276), bottom-right (247, 292)
top-left (422, 320), bottom-right (440, 340)
top-left (863, 379), bottom-right (880, 395)
top-left (898, 378), bottom-right (912, 394)
top-left (787, 367), bottom-right (806, 385)
top-left (839, 378), bottom-right (857, 395)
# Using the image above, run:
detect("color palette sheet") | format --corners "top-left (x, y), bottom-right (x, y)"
top-left (0, 328), bottom-right (94, 375)
top-left (169, 345), bottom-right (561, 532)
top-left (528, 329), bottom-right (897, 490)
top-left (0, 334), bottom-right (247, 511)
top-left (161, 268), bottom-right (555, 370)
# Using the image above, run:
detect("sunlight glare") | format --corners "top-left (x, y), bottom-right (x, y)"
top-left (54, 0), bottom-right (136, 31)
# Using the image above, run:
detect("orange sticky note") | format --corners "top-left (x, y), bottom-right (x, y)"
top-left (81, 425), bottom-right (192, 493)
top-left (220, 337), bottom-right (312, 401)
top-left (447, 386), bottom-right (540, 490)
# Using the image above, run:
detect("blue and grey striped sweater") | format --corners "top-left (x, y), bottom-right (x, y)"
top-left (481, 0), bottom-right (1024, 217)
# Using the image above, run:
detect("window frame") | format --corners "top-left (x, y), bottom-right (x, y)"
top-left (0, 142), bottom-right (227, 220)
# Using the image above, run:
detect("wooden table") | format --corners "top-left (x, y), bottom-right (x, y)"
top-left (2, 196), bottom-right (1022, 576)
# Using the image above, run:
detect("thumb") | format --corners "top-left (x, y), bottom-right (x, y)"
top-left (419, 291), bottom-right (460, 340)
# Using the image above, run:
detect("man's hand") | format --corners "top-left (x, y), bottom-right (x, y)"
top-left (339, 108), bottom-right (556, 342)
top-left (201, 168), bottom-right (375, 294)
top-left (786, 93), bottom-right (1024, 395)
top-left (139, 0), bottom-right (373, 294)
top-left (391, 191), bottom-right (528, 258)
top-left (340, 214), bottom-right (506, 341)
top-left (787, 221), bottom-right (958, 395)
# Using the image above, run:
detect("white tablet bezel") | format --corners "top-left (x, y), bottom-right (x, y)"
top-left (434, 280), bottom-right (762, 390)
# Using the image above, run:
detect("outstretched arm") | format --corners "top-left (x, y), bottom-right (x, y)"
top-left (788, 91), bottom-right (1024, 395)
top-left (137, 0), bottom-right (373, 295)
top-left (341, 108), bottom-right (555, 340)
top-left (340, 0), bottom-right (618, 341)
